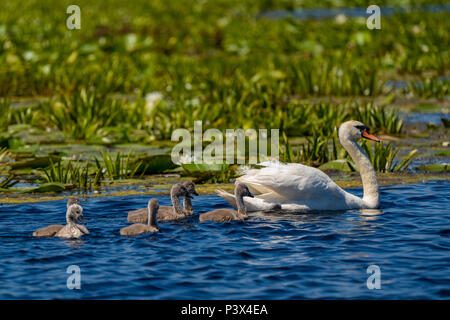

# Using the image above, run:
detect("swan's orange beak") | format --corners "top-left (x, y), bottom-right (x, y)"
top-left (362, 129), bottom-right (380, 142)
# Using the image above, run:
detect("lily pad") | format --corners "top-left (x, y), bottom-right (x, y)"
top-left (136, 154), bottom-right (178, 174)
top-left (181, 163), bottom-right (227, 172)
top-left (434, 150), bottom-right (450, 157)
top-left (24, 183), bottom-right (65, 193)
top-left (416, 163), bottom-right (449, 172)
top-left (10, 156), bottom-right (61, 170)
top-left (1, 182), bottom-right (65, 194)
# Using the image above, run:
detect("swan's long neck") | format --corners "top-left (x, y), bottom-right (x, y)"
top-left (148, 206), bottom-right (158, 228)
top-left (171, 190), bottom-right (184, 215)
top-left (183, 197), bottom-right (193, 213)
top-left (340, 138), bottom-right (379, 208)
top-left (66, 209), bottom-right (75, 226)
top-left (235, 190), bottom-right (247, 216)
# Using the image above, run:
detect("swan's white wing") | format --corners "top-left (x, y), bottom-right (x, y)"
top-left (237, 162), bottom-right (338, 201)
top-left (218, 162), bottom-right (364, 212)
top-left (215, 189), bottom-right (282, 211)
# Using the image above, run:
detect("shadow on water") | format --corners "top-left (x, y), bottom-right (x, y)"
top-left (0, 181), bottom-right (449, 299)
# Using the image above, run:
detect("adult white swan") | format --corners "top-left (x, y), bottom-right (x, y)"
top-left (216, 120), bottom-right (381, 212)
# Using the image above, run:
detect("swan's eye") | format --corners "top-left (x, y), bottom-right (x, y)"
top-left (354, 125), bottom-right (369, 136)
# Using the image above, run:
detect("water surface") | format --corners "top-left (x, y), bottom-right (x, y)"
top-left (259, 5), bottom-right (450, 20)
top-left (0, 181), bottom-right (449, 299)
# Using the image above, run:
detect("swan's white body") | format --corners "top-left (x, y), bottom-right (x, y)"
top-left (217, 121), bottom-right (380, 212)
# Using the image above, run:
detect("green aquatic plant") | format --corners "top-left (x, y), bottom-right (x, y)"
top-left (181, 163), bottom-right (236, 184)
top-left (0, 98), bottom-right (11, 128)
top-left (41, 90), bottom-right (143, 141)
top-left (299, 135), bottom-right (331, 166)
top-left (0, 148), bottom-right (11, 174)
top-left (289, 59), bottom-right (382, 97)
top-left (311, 103), bottom-right (347, 137)
top-left (98, 151), bottom-right (144, 181)
top-left (0, 175), bottom-right (17, 189)
top-left (280, 131), bottom-right (343, 166)
top-left (406, 78), bottom-right (449, 100)
top-left (350, 103), bottom-right (403, 135)
top-left (361, 141), bottom-right (418, 173)
top-left (281, 128), bottom-right (417, 173)
top-left (0, 148), bottom-right (9, 163)
top-left (0, 0), bottom-right (448, 101)
top-left (43, 159), bottom-right (96, 189)
top-left (280, 132), bottom-right (295, 163)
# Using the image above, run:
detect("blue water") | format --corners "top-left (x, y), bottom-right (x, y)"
top-left (401, 112), bottom-right (449, 125)
top-left (259, 5), bottom-right (450, 20)
top-left (0, 181), bottom-right (449, 299)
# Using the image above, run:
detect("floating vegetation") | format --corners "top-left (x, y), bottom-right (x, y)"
top-left (10, 155), bottom-right (61, 170)
top-left (36, 151), bottom-right (166, 189)
top-left (0, 0), bottom-right (447, 194)
top-left (135, 154), bottom-right (177, 174)
top-left (181, 163), bottom-right (237, 184)
top-left (416, 163), bottom-right (449, 172)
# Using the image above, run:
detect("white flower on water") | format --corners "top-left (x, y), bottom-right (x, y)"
top-left (335, 14), bottom-right (347, 25)
top-left (145, 92), bottom-right (163, 115)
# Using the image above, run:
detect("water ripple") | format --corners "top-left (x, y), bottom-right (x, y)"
top-left (0, 181), bottom-right (449, 299)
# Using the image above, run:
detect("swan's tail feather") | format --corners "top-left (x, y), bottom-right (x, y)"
top-left (235, 178), bottom-right (272, 195)
top-left (257, 160), bottom-right (284, 167)
top-left (216, 188), bottom-right (283, 212)
top-left (215, 189), bottom-right (237, 210)
top-left (236, 177), bottom-right (289, 200)
top-left (236, 161), bottom-right (282, 176)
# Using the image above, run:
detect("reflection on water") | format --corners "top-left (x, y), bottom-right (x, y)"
top-left (359, 208), bottom-right (383, 221)
top-left (62, 239), bottom-right (86, 248)
top-left (0, 181), bottom-right (449, 299)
